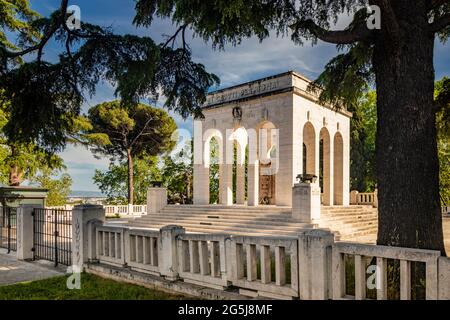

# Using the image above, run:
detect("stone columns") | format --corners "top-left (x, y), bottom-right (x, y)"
top-left (147, 187), bottom-right (168, 214)
top-left (220, 130), bottom-right (233, 206)
top-left (247, 162), bottom-right (259, 207)
top-left (322, 134), bottom-right (334, 206)
top-left (342, 127), bottom-right (351, 206)
top-left (193, 164), bottom-right (210, 205)
top-left (236, 162), bottom-right (246, 205)
top-left (298, 229), bottom-right (335, 300)
top-left (72, 204), bottom-right (105, 270)
top-left (193, 120), bottom-right (210, 205)
top-left (158, 225), bottom-right (185, 281)
top-left (17, 204), bottom-right (39, 260)
top-left (292, 182), bottom-right (321, 223)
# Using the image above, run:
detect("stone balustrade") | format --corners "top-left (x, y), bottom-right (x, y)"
top-left (48, 205), bottom-right (147, 216)
top-left (81, 212), bottom-right (450, 300)
top-left (350, 190), bottom-right (378, 207)
top-left (177, 233), bottom-right (229, 289)
top-left (104, 205), bottom-right (147, 216)
top-left (95, 225), bottom-right (126, 266)
top-left (229, 236), bottom-right (299, 299)
top-left (332, 242), bottom-right (441, 300)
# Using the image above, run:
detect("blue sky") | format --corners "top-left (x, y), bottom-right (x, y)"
top-left (29, 0), bottom-right (450, 192)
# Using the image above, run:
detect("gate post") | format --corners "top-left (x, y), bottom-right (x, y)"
top-left (72, 204), bottom-right (105, 270)
top-left (17, 204), bottom-right (39, 260)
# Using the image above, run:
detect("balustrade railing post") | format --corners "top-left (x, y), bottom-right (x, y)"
top-left (298, 229), bottom-right (335, 300)
top-left (158, 225), bottom-right (185, 281)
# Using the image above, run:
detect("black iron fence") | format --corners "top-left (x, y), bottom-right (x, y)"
top-left (33, 208), bottom-right (72, 266)
top-left (0, 206), bottom-right (17, 253)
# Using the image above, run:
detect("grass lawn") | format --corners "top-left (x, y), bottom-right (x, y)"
top-left (0, 273), bottom-right (190, 300)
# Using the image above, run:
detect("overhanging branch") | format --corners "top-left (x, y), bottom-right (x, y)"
top-left (292, 18), bottom-right (373, 45)
top-left (430, 13), bottom-right (450, 32)
top-left (4, 0), bottom-right (69, 59)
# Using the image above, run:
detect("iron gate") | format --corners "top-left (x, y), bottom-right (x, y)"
top-left (33, 208), bottom-right (72, 266)
top-left (0, 206), bottom-right (17, 253)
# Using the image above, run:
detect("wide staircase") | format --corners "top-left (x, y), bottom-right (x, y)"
top-left (126, 205), bottom-right (314, 237)
top-left (319, 205), bottom-right (378, 243)
top-left (125, 205), bottom-right (378, 242)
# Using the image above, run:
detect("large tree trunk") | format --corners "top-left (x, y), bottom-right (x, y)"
top-left (8, 146), bottom-right (23, 186)
top-left (127, 149), bottom-right (134, 205)
top-left (373, 1), bottom-right (445, 254)
top-left (9, 165), bottom-right (23, 186)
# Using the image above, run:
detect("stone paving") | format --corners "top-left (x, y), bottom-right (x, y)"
top-left (0, 249), bottom-right (64, 286)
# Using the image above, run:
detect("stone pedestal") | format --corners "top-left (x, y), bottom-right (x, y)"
top-left (292, 182), bottom-right (321, 223)
top-left (147, 187), bottom-right (167, 214)
top-left (72, 204), bottom-right (105, 270)
top-left (17, 204), bottom-right (40, 260)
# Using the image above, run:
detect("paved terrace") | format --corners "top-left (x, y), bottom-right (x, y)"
top-left (0, 249), bottom-right (64, 286)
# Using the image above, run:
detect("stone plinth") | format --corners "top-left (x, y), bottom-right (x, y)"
top-left (147, 187), bottom-right (167, 214)
top-left (292, 182), bottom-right (321, 223)
top-left (72, 204), bottom-right (105, 270)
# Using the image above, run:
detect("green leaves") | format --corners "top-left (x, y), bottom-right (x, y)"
top-left (94, 155), bottom-right (161, 205)
top-left (87, 100), bottom-right (177, 160)
top-left (1, 4), bottom-right (218, 153)
top-left (308, 41), bottom-right (373, 111)
top-left (30, 168), bottom-right (72, 206)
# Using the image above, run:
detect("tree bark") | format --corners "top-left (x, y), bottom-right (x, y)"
top-left (373, 1), bottom-right (445, 254)
top-left (8, 165), bottom-right (23, 186)
top-left (8, 146), bottom-right (23, 186)
top-left (127, 149), bottom-right (134, 205)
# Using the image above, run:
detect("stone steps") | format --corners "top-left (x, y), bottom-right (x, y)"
top-left (127, 204), bottom-right (379, 241)
top-left (127, 221), bottom-right (308, 237)
top-left (151, 211), bottom-right (296, 222)
top-left (133, 215), bottom-right (314, 230)
top-left (319, 206), bottom-right (378, 241)
top-left (158, 211), bottom-right (294, 221)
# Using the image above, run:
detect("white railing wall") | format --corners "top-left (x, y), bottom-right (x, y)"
top-left (177, 233), bottom-right (229, 288)
top-left (47, 204), bottom-right (147, 216)
top-left (85, 221), bottom-right (450, 300)
top-left (332, 242), bottom-right (441, 300)
top-left (230, 236), bottom-right (299, 298)
top-left (350, 190), bottom-right (378, 207)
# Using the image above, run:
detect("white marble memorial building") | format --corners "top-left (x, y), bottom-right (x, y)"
top-left (193, 71), bottom-right (351, 207)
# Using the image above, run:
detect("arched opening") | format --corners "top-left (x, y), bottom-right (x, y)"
top-left (209, 137), bottom-right (220, 204)
top-left (230, 127), bottom-right (248, 205)
top-left (257, 121), bottom-right (277, 205)
top-left (302, 122), bottom-right (316, 175)
top-left (320, 127), bottom-right (331, 205)
top-left (334, 132), bottom-right (344, 205)
top-left (203, 129), bottom-right (223, 205)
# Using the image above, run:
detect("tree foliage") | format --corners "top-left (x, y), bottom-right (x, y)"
top-left (161, 142), bottom-right (193, 204)
top-left (86, 100), bottom-right (176, 203)
top-left (30, 168), bottom-right (72, 207)
top-left (87, 101), bottom-right (177, 160)
top-left (93, 156), bottom-right (161, 205)
top-left (0, 1), bottom-right (219, 153)
top-left (436, 77), bottom-right (450, 205)
top-left (350, 91), bottom-right (377, 192)
top-left (0, 90), bottom-right (64, 185)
